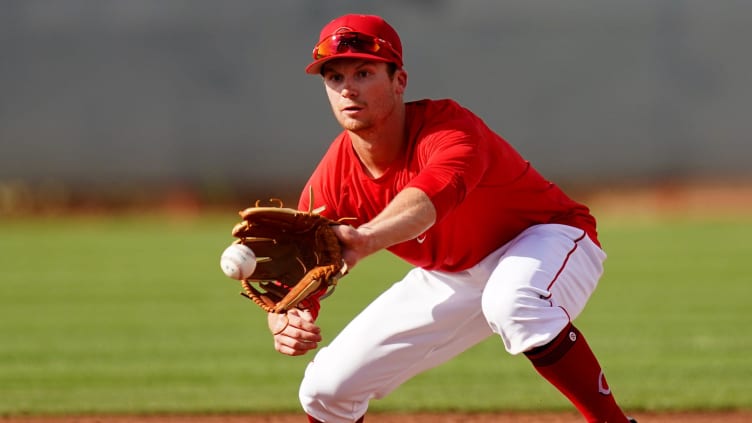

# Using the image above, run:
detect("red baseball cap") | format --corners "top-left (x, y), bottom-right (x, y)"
top-left (305, 14), bottom-right (404, 75)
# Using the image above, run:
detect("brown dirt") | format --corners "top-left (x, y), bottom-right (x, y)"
top-left (2, 411), bottom-right (750, 422)
top-left (583, 181), bottom-right (752, 217)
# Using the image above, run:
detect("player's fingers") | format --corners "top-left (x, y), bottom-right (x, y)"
top-left (287, 309), bottom-right (322, 334)
top-left (268, 309), bottom-right (321, 355)
top-left (280, 313), bottom-right (322, 343)
top-left (266, 309), bottom-right (318, 335)
top-left (294, 308), bottom-right (315, 322)
top-left (267, 312), bottom-right (290, 335)
top-left (273, 335), bottom-right (318, 356)
top-left (282, 324), bottom-right (322, 343)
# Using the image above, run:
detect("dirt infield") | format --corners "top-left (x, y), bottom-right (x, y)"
top-left (2, 411), bottom-right (751, 423)
top-left (584, 181), bottom-right (752, 217)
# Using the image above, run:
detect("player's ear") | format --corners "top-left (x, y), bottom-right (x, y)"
top-left (395, 69), bottom-right (408, 95)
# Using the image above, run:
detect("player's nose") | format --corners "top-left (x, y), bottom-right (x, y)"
top-left (339, 78), bottom-right (358, 98)
top-left (340, 86), bottom-right (357, 98)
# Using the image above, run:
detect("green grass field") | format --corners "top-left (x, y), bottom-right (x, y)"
top-left (1, 212), bottom-right (750, 415)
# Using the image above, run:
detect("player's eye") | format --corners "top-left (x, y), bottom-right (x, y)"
top-left (325, 73), bottom-right (343, 82)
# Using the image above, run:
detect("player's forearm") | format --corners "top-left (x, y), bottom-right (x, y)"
top-left (358, 187), bottom-right (436, 254)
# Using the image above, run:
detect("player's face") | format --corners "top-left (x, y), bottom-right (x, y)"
top-left (321, 59), bottom-right (406, 133)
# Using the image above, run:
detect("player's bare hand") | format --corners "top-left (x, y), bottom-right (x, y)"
top-left (268, 308), bottom-right (322, 356)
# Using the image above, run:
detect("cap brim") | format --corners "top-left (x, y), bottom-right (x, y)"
top-left (305, 52), bottom-right (395, 74)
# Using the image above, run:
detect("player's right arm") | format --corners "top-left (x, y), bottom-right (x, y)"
top-left (331, 187), bottom-right (436, 270)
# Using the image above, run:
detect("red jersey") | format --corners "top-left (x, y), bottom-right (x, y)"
top-left (299, 99), bottom-right (598, 272)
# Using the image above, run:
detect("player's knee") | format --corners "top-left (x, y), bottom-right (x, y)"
top-left (481, 283), bottom-right (533, 327)
top-left (299, 364), bottom-right (335, 409)
top-left (481, 285), bottom-right (564, 355)
top-left (298, 376), bottom-right (325, 417)
top-left (299, 360), bottom-right (367, 420)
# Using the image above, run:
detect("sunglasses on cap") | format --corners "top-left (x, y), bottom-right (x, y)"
top-left (312, 31), bottom-right (398, 61)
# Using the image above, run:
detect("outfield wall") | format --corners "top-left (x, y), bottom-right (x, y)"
top-left (1, 1), bottom-right (750, 201)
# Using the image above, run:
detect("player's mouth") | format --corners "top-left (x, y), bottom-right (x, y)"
top-left (341, 104), bottom-right (364, 113)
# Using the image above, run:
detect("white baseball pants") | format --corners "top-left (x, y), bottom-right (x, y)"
top-left (300, 224), bottom-right (607, 422)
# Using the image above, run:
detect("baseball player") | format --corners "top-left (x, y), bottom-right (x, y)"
top-left (266, 14), bottom-right (636, 423)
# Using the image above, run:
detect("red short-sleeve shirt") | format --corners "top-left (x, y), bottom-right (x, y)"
top-left (300, 99), bottom-right (598, 271)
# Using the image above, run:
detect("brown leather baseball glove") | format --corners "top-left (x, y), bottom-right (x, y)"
top-left (228, 196), bottom-right (345, 314)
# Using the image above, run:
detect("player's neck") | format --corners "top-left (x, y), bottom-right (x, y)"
top-left (348, 107), bottom-right (407, 179)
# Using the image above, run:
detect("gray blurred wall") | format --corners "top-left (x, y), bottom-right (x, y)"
top-left (1, 0), bottom-right (750, 203)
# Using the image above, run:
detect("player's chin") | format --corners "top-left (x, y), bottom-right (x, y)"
top-left (338, 116), bottom-right (371, 132)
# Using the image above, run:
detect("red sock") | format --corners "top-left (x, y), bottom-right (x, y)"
top-left (525, 323), bottom-right (629, 423)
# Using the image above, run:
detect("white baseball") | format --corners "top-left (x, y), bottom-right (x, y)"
top-left (220, 244), bottom-right (257, 280)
